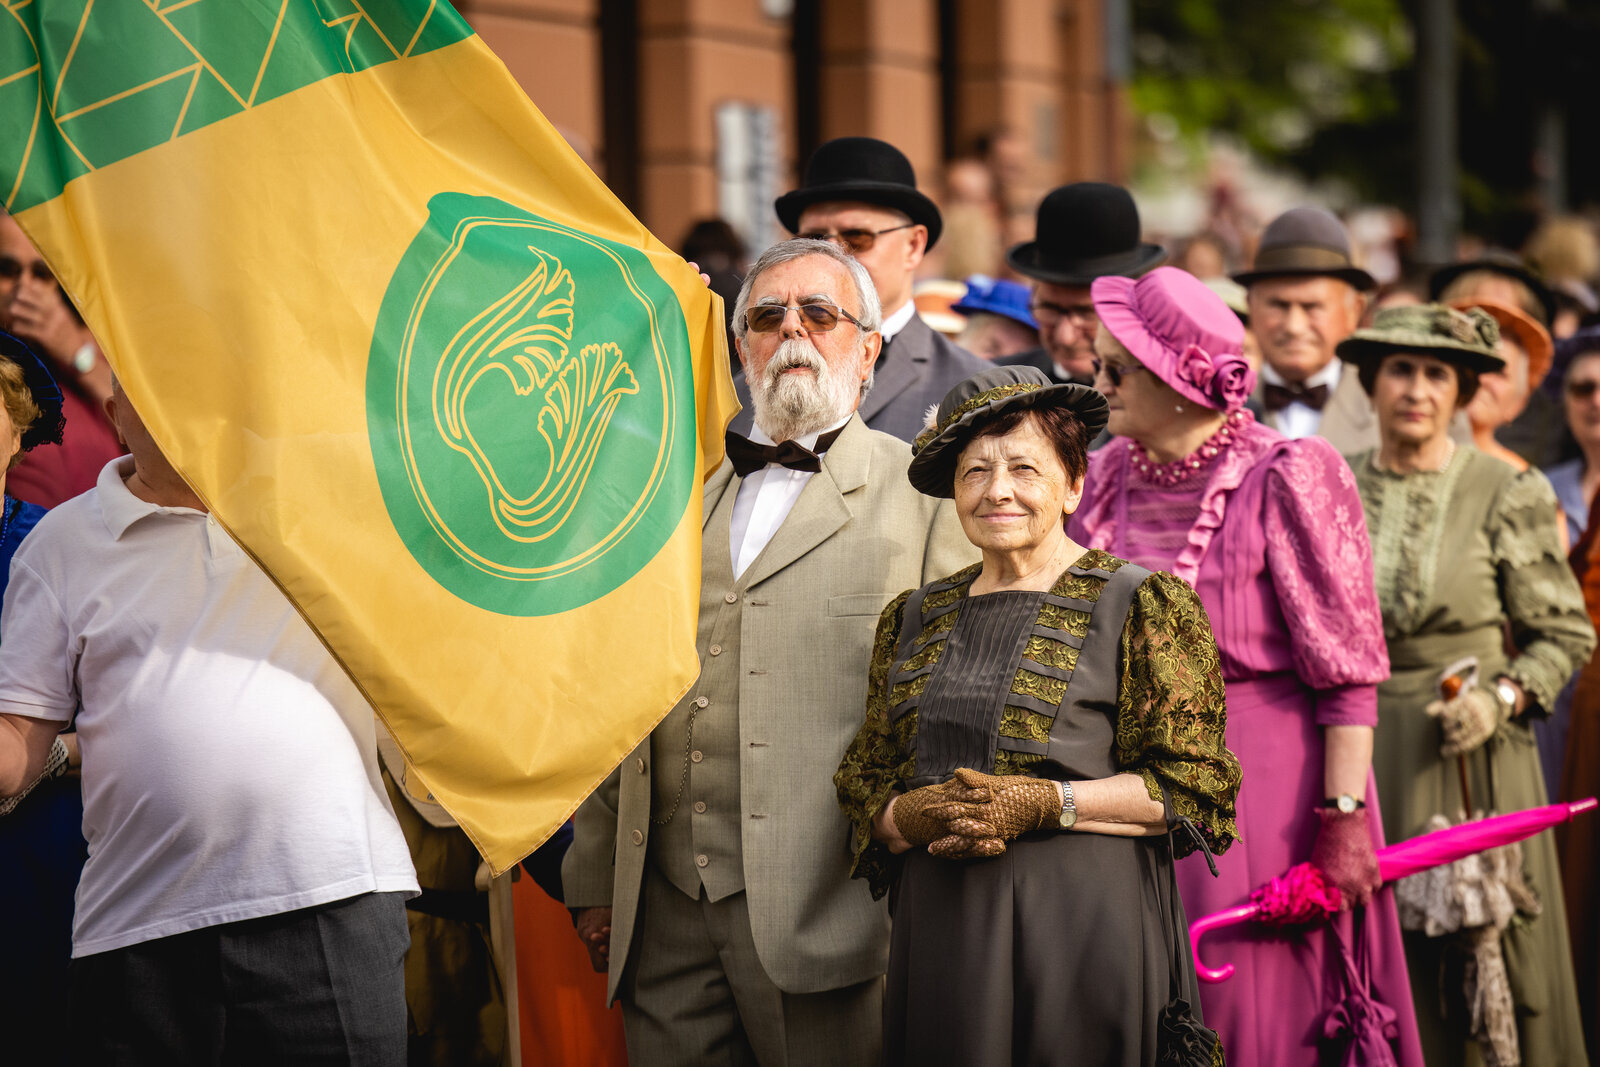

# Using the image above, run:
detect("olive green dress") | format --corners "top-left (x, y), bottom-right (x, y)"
top-left (1352, 446), bottom-right (1596, 1067)
top-left (835, 550), bottom-right (1241, 1066)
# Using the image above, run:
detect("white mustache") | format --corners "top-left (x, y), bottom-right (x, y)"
top-left (763, 340), bottom-right (826, 387)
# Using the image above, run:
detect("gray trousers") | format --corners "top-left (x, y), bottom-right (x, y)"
top-left (69, 891), bottom-right (410, 1066)
top-left (619, 867), bottom-right (882, 1067)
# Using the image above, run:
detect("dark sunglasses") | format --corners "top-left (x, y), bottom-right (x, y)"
top-left (1090, 358), bottom-right (1148, 387)
top-left (0, 256), bottom-right (54, 285)
top-left (1567, 379), bottom-right (1600, 400)
top-left (796, 223), bottom-right (915, 255)
top-left (744, 302), bottom-right (867, 334)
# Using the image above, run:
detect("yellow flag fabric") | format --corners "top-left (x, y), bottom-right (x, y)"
top-left (2, 1), bottom-right (738, 873)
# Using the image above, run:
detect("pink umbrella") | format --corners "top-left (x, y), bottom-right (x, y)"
top-left (1190, 798), bottom-right (1598, 982)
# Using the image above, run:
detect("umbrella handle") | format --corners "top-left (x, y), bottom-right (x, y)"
top-left (1189, 903), bottom-right (1260, 983)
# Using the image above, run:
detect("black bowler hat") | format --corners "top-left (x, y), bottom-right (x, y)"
top-left (1429, 250), bottom-right (1558, 327)
top-left (1006, 183), bottom-right (1166, 287)
top-left (774, 137), bottom-right (943, 249)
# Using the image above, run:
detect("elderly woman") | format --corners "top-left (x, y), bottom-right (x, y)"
top-left (1340, 305), bottom-right (1595, 1066)
top-left (835, 364), bottom-right (1240, 1066)
top-left (0, 330), bottom-right (83, 1059)
top-left (1068, 267), bottom-right (1424, 1066)
top-left (1447, 297), bottom-right (1555, 477)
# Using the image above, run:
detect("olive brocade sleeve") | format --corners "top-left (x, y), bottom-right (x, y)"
top-left (834, 588), bottom-right (917, 900)
top-left (1115, 571), bottom-right (1241, 859)
top-left (1491, 467), bottom-right (1597, 712)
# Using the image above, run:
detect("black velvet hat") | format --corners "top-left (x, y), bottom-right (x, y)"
top-left (1006, 183), bottom-right (1166, 287)
top-left (0, 330), bottom-right (64, 451)
top-left (774, 137), bottom-right (943, 249)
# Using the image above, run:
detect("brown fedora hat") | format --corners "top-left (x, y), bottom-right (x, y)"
top-left (1233, 206), bottom-right (1376, 291)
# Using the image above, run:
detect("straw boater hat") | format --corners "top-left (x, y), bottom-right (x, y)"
top-left (1446, 297), bottom-right (1554, 388)
top-left (774, 137), bottom-right (944, 249)
top-left (0, 330), bottom-right (65, 451)
top-left (1006, 183), bottom-right (1165, 287)
top-left (906, 366), bottom-right (1107, 498)
top-left (1232, 206), bottom-right (1377, 292)
top-left (1335, 304), bottom-right (1506, 375)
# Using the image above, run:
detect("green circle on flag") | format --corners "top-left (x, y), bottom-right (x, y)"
top-left (367, 193), bottom-right (694, 616)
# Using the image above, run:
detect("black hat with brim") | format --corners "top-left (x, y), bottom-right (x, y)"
top-left (774, 137), bottom-right (943, 249)
top-left (907, 366), bottom-right (1108, 498)
top-left (1334, 303), bottom-right (1506, 376)
top-left (1428, 252), bottom-right (1558, 326)
top-left (0, 330), bottom-right (65, 451)
top-left (1006, 182), bottom-right (1165, 287)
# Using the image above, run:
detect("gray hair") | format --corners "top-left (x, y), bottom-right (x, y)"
top-left (730, 238), bottom-right (883, 342)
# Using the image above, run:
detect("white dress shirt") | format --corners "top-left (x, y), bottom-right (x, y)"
top-left (1261, 358), bottom-right (1342, 440)
top-left (880, 299), bottom-right (916, 342)
top-left (729, 414), bottom-right (852, 578)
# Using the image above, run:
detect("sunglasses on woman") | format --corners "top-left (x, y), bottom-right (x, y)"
top-left (1090, 358), bottom-right (1149, 387)
top-left (795, 223), bottom-right (916, 255)
top-left (744, 302), bottom-right (867, 334)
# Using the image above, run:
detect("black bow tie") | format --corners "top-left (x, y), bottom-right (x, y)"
top-left (725, 426), bottom-right (846, 477)
top-left (1262, 381), bottom-right (1331, 413)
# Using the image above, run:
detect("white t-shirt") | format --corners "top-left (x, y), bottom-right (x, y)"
top-left (0, 457), bottom-right (417, 956)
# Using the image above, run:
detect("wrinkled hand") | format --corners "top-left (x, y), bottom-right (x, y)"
top-left (574, 906), bottom-right (612, 973)
top-left (1425, 686), bottom-right (1508, 758)
top-left (1309, 808), bottom-right (1381, 909)
top-left (928, 767), bottom-right (1060, 844)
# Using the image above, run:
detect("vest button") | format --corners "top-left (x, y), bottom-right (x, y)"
top-left (709, 645), bottom-right (722, 656)
top-left (696, 854), bottom-right (709, 868)
top-left (724, 592), bottom-right (737, 604)
top-left (635, 757), bottom-right (646, 774)
top-left (694, 801), bottom-right (707, 814)
top-left (696, 696), bottom-right (710, 708)
top-left (630, 829), bottom-right (644, 845)
top-left (690, 750), bottom-right (704, 763)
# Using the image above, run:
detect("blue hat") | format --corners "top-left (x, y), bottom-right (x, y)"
top-left (0, 331), bottom-right (64, 450)
top-left (950, 275), bottom-right (1036, 330)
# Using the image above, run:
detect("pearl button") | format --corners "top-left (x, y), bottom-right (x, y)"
top-left (694, 801), bottom-right (707, 814)
top-left (696, 696), bottom-right (709, 708)
top-left (709, 645), bottom-right (722, 656)
top-left (690, 750), bottom-right (704, 763)
top-left (635, 757), bottom-right (646, 773)
top-left (631, 829), bottom-right (644, 845)
top-left (724, 592), bottom-right (737, 604)
top-left (695, 854), bottom-right (709, 868)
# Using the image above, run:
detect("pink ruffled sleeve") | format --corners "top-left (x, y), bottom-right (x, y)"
top-left (1261, 438), bottom-right (1390, 726)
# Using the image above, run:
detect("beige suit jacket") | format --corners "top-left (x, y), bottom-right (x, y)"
top-left (563, 416), bottom-right (975, 1001)
top-left (1254, 359), bottom-right (1471, 455)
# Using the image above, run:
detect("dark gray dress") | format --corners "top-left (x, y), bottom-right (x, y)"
top-left (843, 557), bottom-right (1232, 1067)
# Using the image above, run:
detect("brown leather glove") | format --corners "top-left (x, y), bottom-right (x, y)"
top-left (928, 767), bottom-right (1061, 841)
top-left (890, 781), bottom-right (967, 847)
top-left (1425, 686), bottom-right (1509, 758)
top-left (1310, 807), bottom-right (1382, 910)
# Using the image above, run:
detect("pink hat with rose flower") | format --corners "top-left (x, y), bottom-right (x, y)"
top-left (1091, 267), bottom-right (1254, 413)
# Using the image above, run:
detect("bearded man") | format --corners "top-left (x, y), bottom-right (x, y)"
top-left (563, 239), bottom-right (974, 1066)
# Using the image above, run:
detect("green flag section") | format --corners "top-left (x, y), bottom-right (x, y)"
top-left (2, 0), bottom-right (739, 873)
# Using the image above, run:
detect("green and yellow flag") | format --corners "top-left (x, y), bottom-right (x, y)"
top-left (2, 1), bottom-right (738, 872)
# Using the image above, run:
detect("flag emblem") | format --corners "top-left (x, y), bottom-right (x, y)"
top-left (368, 194), bottom-right (695, 615)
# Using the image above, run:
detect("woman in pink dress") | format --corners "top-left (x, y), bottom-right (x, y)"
top-left (1067, 266), bottom-right (1424, 1066)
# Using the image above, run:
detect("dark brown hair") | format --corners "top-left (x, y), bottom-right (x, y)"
top-left (1356, 353), bottom-right (1480, 407)
top-left (969, 404), bottom-right (1090, 484)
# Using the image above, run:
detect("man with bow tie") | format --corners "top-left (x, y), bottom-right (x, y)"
top-left (564, 238), bottom-right (974, 1065)
top-left (1236, 206), bottom-right (1381, 453)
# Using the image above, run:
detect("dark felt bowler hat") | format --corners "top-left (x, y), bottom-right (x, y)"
top-left (0, 330), bottom-right (65, 451)
top-left (907, 366), bottom-right (1108, 498)
top-left (1428, 251), bottom-right (1558, 327)
top-left (1006, 183), bottom-right (1166, 287)
top-left (774, 137), bottom-right (943, 249)
top-left (1335, 304), bottom-right (1505, 375)
top-left (1232, 206), bottom-right (1377, 291)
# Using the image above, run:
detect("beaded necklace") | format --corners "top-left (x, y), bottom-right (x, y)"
top-left (1129, 409), bottom-right (1249, 489)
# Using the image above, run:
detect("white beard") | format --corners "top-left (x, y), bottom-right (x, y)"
top-left (748, 338), bottom-right (861, 441)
